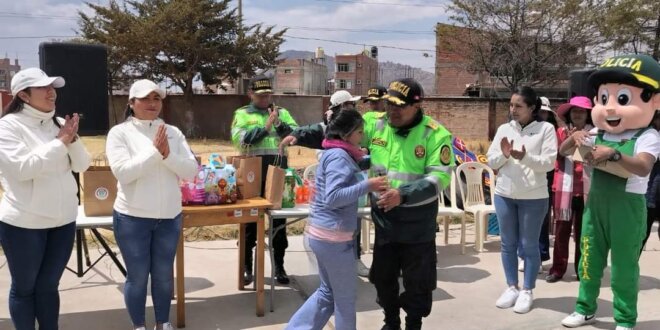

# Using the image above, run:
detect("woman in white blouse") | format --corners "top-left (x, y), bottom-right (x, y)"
top-left (487, 86), bottom-right (558, 314)
top-left (0, 68), bottom-right (90, 330)
top-left (106, 79), bottom-right (197, 330)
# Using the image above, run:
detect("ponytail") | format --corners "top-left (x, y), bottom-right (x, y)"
top-left (124, 103), bottom-right (134, 120)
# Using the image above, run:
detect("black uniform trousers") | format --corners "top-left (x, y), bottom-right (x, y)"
top-left (244, 155), bottom-right (288, 269)
top-left (369, 235), bottom-right (436, 328)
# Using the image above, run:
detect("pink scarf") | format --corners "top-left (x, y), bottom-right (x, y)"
top-left (322, 139), bottom-right (365, 163)
top-left (553, 125), bottom-right (593, 221)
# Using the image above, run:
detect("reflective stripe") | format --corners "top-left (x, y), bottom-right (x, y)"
top-left (425, 165), bottom-right (451, 173)
top-left (372, 164), bottom-right (387, 175)
top-left (376, 119), bottom-right (386, 131)
top-left (423, 127), bottom-right (433, 139)
top-left (231, 127), bottom-right (246, 137)
top-left (388, 171), bottom-right (425, 182)
top-left (400, 176), bottom-right (439, 207)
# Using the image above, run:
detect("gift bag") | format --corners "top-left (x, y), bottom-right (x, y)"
top-left (231, 149), bottom-right (262, 199)
top-left (83, 155), bottom-right (118, 216)
top-left (202, 154), bottom-right (238, 205)
top-left (264, 156), bottom-right (285, 209)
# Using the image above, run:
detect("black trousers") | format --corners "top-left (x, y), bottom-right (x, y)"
top-left (642, 207), bottom-right (660, 253)
top-left (244, 155), bottom-right (289, 269)
top-left (369, 238), bottom-right (437, 327)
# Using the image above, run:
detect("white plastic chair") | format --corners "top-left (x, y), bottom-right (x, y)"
top-left (302, 164), bottom-right (318, 183)
top-left (455, 162), bottom-right (496, 253)
top-left (437, 170), bottom-right (466, 246)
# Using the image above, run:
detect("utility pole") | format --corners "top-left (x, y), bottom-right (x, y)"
top-left (238, 0), bottom-right (242, 27)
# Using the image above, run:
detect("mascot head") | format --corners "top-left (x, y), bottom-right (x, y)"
top-left (588, 54), bottom-right (660, 134)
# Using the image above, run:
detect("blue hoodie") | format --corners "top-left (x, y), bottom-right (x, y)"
top-left (309, 148), bottom-right (369, 233)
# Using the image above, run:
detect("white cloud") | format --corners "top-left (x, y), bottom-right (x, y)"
top-left (1, 0), bottom-right (93, 68)
top-left (244, 0), bottom-right (448, 70)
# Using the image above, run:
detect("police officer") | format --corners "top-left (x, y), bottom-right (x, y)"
top-left (231, 74), bottom-right (298, 285)
top-left (362, 84), bottom-right (387, 122)
top-left (365, 78), bottom-right (454, 330)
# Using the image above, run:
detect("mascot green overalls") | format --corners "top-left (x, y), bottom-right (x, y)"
top-left (561, 54), bottom-right (660, 330)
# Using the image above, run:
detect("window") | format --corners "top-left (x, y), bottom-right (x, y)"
top-left (0, 81), bottom-right (5, 88)
top-left (337, 63), bottom-right (350, 72)
top-left (284, 69), bottom-right (292, 74)
top-left (338, 79), bottom-right (347, 88)
top-left (346, 80), bottom-right (353, 89)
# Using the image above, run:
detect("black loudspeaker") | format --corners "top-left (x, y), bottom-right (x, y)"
top-left (569, 69), bottom-right (596, 101)
top-left (39, 42), bottom-right (109, 135)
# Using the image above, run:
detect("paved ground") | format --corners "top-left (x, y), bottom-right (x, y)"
top-left (1, 222), bottom-right (659, 330)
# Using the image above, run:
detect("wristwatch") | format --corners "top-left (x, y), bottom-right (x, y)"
top-left (609, 150), bottom-right (622, 162)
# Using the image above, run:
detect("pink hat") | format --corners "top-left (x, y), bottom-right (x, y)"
top-left (557, 96), bottom-right (593, 121)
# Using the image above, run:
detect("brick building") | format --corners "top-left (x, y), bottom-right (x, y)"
top-left (435, 23), bottom-right (488, 97)
top-left (334, 50), bottom-right (378, 96)
top-left (0, 58), bottom-right (20, 92)
top-left (274, 58), bottom-right (328, 95)
top-left (435, 23), bottom-right (574, 98)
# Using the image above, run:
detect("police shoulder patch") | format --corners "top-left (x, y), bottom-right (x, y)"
top-left (440, 145), bottom-right (451, 165)
top-left (426, 120), bottom-right (439, 131)
top-left (414, 145), bottom-right (426, 158)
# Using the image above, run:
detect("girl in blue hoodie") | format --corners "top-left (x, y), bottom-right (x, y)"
top-left (286, 109), bottom-right (387, 330)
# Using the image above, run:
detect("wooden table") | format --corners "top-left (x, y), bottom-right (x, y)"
top-left (176, 198), bottom-right (273, 328)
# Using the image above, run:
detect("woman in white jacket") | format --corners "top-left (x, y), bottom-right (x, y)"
top-left (0, 68), bottom-right (90, 330)
top-left (106, 80), bottom-right (197, 330)
top-left (487, 86), bottom-right (558, 314)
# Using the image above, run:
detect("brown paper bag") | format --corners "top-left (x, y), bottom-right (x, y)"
top-left (264, 163), bottom-right (285, 209)
top-left (573, 146), bottom-right (631, 178)
top-left (231, 155), bottom-right (262, 199)
top-left (82, 163), bottom-right (118, 216)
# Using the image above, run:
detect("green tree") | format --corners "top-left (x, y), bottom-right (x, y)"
top-left (79, 0), bottom-right (140, 124)
top-left (78, 0), bottom-right (286, 134)
top-left (596, 0), bottom-right (660, 60)
top-left (448, 0), bottom-right (602, 93)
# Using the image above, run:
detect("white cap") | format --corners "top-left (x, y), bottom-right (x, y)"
top-left (540, 96), bottom-right (553, 112)
top-left (129, 79), bottom-right (166, 99)
top-left (330, 90), bottom-right (361, 107)
top-left (11, 68), bottom-right (65, 96)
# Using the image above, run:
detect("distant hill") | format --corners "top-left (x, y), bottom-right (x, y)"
top-left (278, 50), bottom-right (435, 93)
top-left (379, 61), bottom-right (434, 95)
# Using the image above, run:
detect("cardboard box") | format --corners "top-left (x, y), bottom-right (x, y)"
top-left (573, 146), bottom-right (631, 178)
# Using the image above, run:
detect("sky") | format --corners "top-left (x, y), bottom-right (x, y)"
top-left (0, 0), bottom-right (452, 73)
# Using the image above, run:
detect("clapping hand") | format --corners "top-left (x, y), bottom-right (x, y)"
top-left (153, 124), bottom-right (170, 159)
top-left (57, 114), bottom-right (80, 145)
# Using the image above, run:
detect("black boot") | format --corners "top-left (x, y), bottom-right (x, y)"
top-left (381, 309), bottom-right (401, 330)
top-left (405, 316), bottom-right (422, 330)
top-left (274, 265), bottom-right (290, 285)
top-left (243, 250), bottom-right (253, 286)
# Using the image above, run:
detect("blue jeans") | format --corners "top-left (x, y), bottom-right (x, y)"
top-left (287, 237), bottom-right (357, 330)
top-left (494, 195), bottom-right (548, 290)
top-left (0, 221), bottom-right (76, 330)
top-left (113, 211), bottom-right (181, 327)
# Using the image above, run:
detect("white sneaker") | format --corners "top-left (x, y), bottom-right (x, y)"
top-left (561, 312), bottom-right (596, 328)
top-left (518, 259), bottom-right (524, 272)
top-left (155, 323), bottom-right (174, 330)
top-left (356, 260), bottom-right (370, 278)
top-left (513, 290), bottom-right (533, 314)
top-left (615, 326), bottom-right (633, 330)
top-left (495, 287), bottom-right (519, 309)
top-left (136, 327), bottom-right (146, 330)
